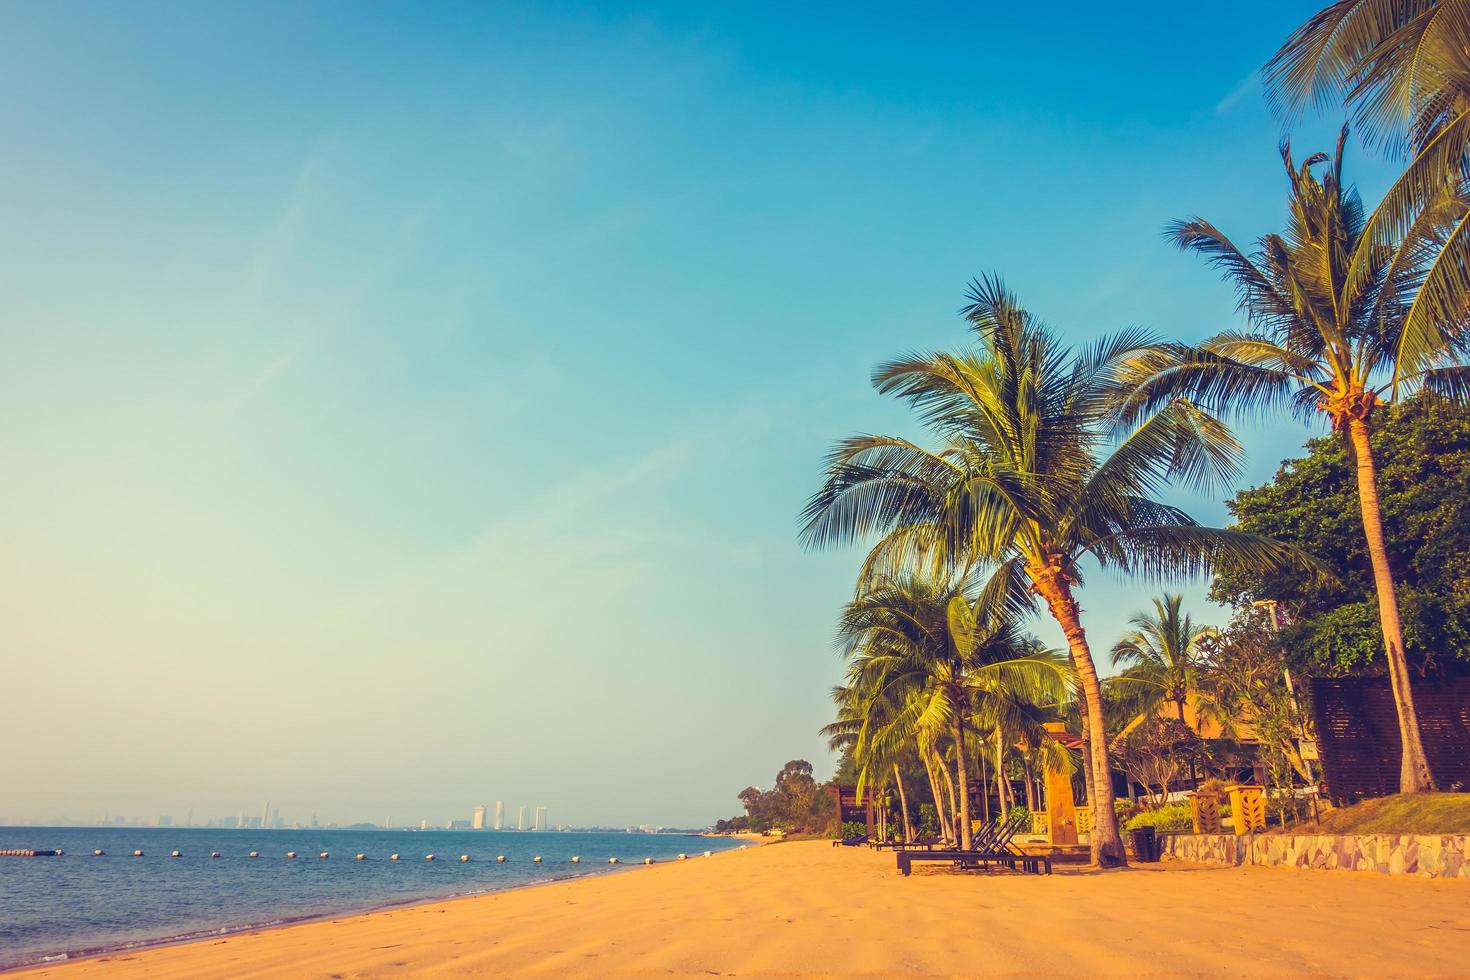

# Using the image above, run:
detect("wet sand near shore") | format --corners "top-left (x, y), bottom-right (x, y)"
top-left (13, 840), bottom-right (1470, 978)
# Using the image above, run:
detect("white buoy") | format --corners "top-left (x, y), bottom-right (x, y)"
top-left (248, 851), bottom-right (259, 858)
top-left (459, 854), bottom-right (469, 863)
top-left (211, 852), bottom-right (221, 859)
top-left (704, 851), bottom-right (712, 858)
top-left (496, 855), bottom-right (506, 863)
top-left (570, 856), bottom-right (581, 863)
top-left (676, 853), bottom-right (686, 860)
top-left (286, 851), bottom-right (297, 859)
top-left (93, 849), bottom-right (105, 857)
top-left (390, 853), bottom-right (400, 861)
top-left (644, 857), bottom-right (653, 865)
top-left (608, 857), bottom-right (619, 864)
top-left (355, 853), bottom-right (366, 861)
top-left (532, 856), bottom-right (542, 864)
top-left (133, 850), bottom-right (144, 857)
top-left (56, 850), bottom-right (64, 856)
top-left (170, 850), bottom-right (182, 858)
top-left (319, 852), bottom-right (329, 860)
top-left (425, 854), bottom-right (435, 861)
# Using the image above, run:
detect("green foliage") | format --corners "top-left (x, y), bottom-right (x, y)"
top-left (720, 760), bottom-right (836, 836)
top-left (1210, 395), bottom-right (1470, 674)
top-left (917, 803), bottom-right (939, 838)
top-left (840, 820), bottom-right (867, 840)
top-left (1125, 803), bottom-right (1192, 833)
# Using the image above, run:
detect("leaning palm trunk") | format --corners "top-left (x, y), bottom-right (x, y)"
top-left (892, 763), bottom-right (913, 842)
top-left (1346, 416), bottom-right (1435, 792)
top-left (950, 717), bottom-right (972, 850)
top-left (995, 736), bottom-right (1009, 821)
top-left (937, 753), bottom-right (960, 844)
top-left (921, 749), bottom-right (953, 843)
top-left (1032, 569), bottom-right (1126, 866)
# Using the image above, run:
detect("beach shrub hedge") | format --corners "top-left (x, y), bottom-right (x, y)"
top-left (1125, 803), bottom-right (1192, 833)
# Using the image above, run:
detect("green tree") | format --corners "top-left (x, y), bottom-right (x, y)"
top-left (1127, 132), bottom-right (1460, 792)
top-left (803, 277), bottom-right (1313, 866)
top-left (1212, 394), bottom-right (1470, 676)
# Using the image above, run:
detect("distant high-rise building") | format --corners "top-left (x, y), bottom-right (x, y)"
top-left (310, 811), bottom-right (319, 828)
top-left (237, 810), bottom-right (245, 830)
top-left (271, 807), bottom-right (282, 829)
top-left (517, 806), bottom-right (529, 831)
top-left (472, 805), bottom-right (486, 831)
top-left (262, 801), bottom-right (271, 830)
top-left (533, 807), bottom-right (547, 831)
top-left (157, 815), bottom-right (173, 827)
top-left (494, 801), bottom-right (504, 831)
top-left (419, 819), bottom-right (428, 831)
top-left (386, 815), bottom-right (393, 830)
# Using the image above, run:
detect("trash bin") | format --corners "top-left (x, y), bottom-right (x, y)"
top-left (1129, 826), bottom-right (1158, 862)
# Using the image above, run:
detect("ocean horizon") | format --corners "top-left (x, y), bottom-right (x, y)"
top-left (0, 826), bottom-right (744, 969)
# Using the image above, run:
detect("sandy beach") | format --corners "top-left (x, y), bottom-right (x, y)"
top-left (13, 840), bottom-right (1469, 978)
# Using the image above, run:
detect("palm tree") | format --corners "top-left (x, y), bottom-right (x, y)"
top-left (836, 574), bottom-right (1070, 851)
top-left (822, 686), bottom-right (915, 842)
top-left (1266, 1), bottom-right (1470, 386)
top-left (1126, 133), bottom-right (1461, 792)
top-left (802, 277), bottom-right (1316, 865)
top-left (1109, 594), bottom-right (1215, 729)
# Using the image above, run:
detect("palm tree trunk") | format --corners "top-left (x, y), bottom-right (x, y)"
top-left (938, 753), bottom-right (960, 844)
top-left (1032, 567), bottom-right (1127, 867)
top-left (892, 763), bottom-right (913, 842)
top-left (951, 716), bottom-right (972, 850)
top-left (921, 749), bottom-right (952, 843)
top-left (1346, 417), bottom-right (1435, 793)
top-left (1023, 756), bottom-right (1037, 811)
top-left (995, 736), bottom-right (1009, 820)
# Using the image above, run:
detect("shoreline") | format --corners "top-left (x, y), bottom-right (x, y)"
top-left (11, 839), bottom-right (1469, 978)
top-left (4, 843), bottom-right (755, 975)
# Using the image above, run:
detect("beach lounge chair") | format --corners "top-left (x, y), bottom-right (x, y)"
top-left (894, 810), bottom-right (1051, 876)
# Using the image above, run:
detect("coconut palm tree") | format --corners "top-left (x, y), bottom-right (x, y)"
top-left (1126, 132), bottom-right (1464, 792)
top-left (836, 574), bottom-right (1070, 851)
top-left (1266, 1), bottom-right (1470, 385)
top-left (822, 686), bottom-right (916, 842)
top-left (802, 277), bottom-right (1318, 865)
top-left (1108, 593), bottom-right (1216, 730)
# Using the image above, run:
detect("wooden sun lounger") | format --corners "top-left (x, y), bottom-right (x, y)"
top-left (894, 811), bottom-right (1052, 876)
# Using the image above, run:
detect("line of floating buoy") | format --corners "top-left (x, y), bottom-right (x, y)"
top-left (18, 848), bottom-right (720, 864)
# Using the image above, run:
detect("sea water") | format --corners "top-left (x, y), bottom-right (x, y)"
top-left (0, 827), bottom-right (742, 968)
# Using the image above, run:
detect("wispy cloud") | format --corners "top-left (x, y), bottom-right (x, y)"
top-left (1216, 72), bottom-right (1261, 115)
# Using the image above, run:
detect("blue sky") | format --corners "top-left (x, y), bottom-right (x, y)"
top-left (0, 2), bottom-right (1393, 827)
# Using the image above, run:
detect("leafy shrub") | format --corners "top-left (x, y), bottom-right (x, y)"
top-left (1125, 802), bottom-right (1192, 833)
top-left (841, 820), bottom-right (867, 840)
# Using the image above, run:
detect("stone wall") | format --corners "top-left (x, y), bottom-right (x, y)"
top-left (1160, 832), bottom-right (1470, 880)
